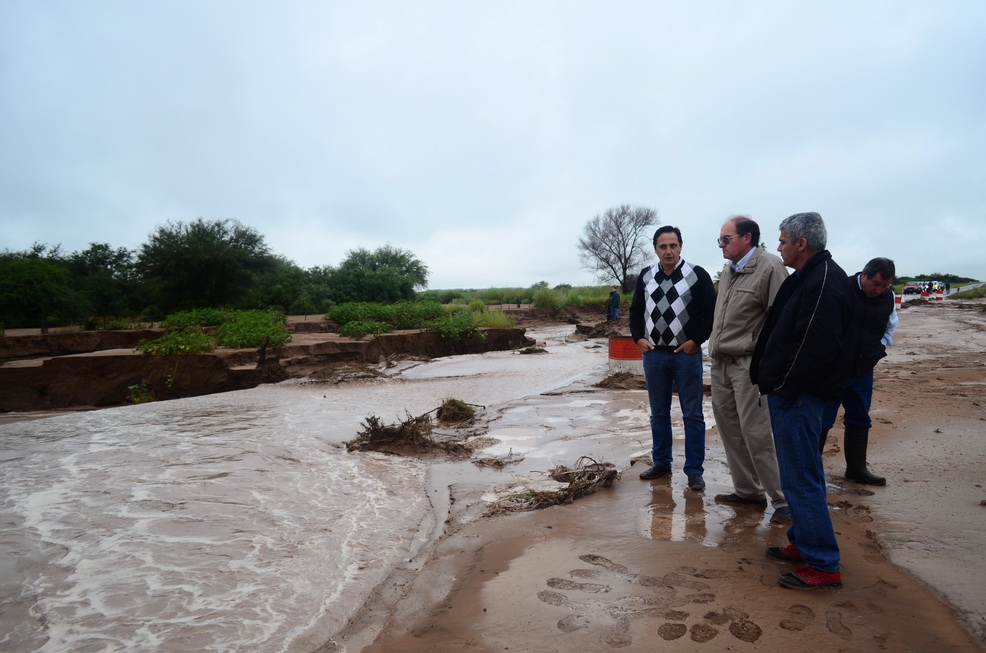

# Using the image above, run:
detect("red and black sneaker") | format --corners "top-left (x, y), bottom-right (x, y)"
top-left (766, 544), bottom-right (803, 563)
top-left (779, 565), bottom-right (843, 590)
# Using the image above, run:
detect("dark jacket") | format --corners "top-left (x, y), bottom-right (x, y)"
top-left (847, 272), bottom-right (895, 377)
top-left (750, 250), bottom-right (853, 401)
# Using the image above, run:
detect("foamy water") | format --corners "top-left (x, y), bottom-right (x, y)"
top-left (0, 326), bottom-right (621, 652)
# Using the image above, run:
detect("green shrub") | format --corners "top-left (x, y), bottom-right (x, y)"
top-left (428, 311), bottom-right (479, 339)
top-left (126, 379), bottom-right (156, 404)
top-left (391, 301), bottom-right (444, 329)
top-left (136, 328), bottom-right (215, 355)
top-left (163, 308), bottom-right (226, 330)
top-left (328, 302), bottom-right (394, 326)
top-left (532, 288), bottom-right (563, 309)
top-left (475, 310), bottom-right (515, 328)
top-left (340, 320), bottom-right (393, 339)
top-left (214, 309), bottom-right (290, 349)
top-left (85, 316), bottom-right (142, 330)
top-left (140, 305), bottom-right (164, 322)
top-left (467, 300), bottom-right (487, 314)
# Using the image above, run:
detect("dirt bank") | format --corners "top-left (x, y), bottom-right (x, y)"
top-left (0, 315), bottom-right (537, 414)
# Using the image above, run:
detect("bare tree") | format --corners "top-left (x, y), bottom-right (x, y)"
top-left (577, 204), bottom-right (659, 292)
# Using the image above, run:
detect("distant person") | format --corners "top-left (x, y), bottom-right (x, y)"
top-left (820, 257), bottom-right (898, 485)
top-left (946, 282), bottom-right (951, 294)
top-left (708, 216), bottom-right (791, 524)
top-left (751, 212), bottom-right (853, 590)
top-left (630, 226), bottom-right (716, 491)
top-left (607, 285), bottom-right (621, 321)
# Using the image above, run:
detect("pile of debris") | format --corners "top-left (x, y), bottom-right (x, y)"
top-left (345, 398), bottom-right (482, 457)
top-left (485, 456), bottom-right (619, 515)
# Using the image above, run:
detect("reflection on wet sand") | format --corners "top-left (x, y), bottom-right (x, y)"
top-left (643, 476), bottom-right (777, 552)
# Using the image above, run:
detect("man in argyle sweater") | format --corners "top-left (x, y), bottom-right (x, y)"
top-left (630, 225), bottom-right (717, 490)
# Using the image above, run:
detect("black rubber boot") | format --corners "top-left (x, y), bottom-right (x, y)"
top-left (844, 426), bottom-right (886, 485)
top-left (818, 428), bottom-right (829, 455)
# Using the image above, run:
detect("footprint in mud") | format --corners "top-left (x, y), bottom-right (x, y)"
top-left (690, 623), bottom-right (718, 642)
top-left (779, 604), bottom-right (815, 631)
top-left (866, 578), bottom-right (898, 599)
top-left (778, 603), bottom-right (852, 640)
top-left (729, 619), bottom-right (763, 642)
top-left (557, 614), bottom-right (590, 633)
top-left (658, 622), bottom-right (687, 640)
top-left (547, 577), bottom-right (611, 593)
top-left (826, 605), bottom-right (853, 639)
top-left (578, 554), bottom-right (629, 574)
top-left (537, 554), bottom-right (762, 646)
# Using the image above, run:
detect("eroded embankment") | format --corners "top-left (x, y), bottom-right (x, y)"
top-left (0, 327), bottom-right (534, 412)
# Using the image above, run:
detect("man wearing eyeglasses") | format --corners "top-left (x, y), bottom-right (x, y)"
top-left (630, 226), bottom-right (716, 491)
top-left (708, 216), bottom-right (791, 524)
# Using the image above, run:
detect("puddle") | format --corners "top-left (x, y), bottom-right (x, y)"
top-left (479, 427), bottom-right (544, 456)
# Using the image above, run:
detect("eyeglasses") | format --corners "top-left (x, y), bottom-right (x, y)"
top-left (717, 234), bottom-right (739, 245)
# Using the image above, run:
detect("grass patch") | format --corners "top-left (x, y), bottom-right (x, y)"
top-left (475, 310), bottom-right (515, 328)
top-left (952, 286), bottom-right (986, 299)
top-left (435, 397), bottom-right (478, 425)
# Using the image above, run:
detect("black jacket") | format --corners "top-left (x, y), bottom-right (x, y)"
top-left (847, 272), bottom-right (895, 377)
top-left (750, 250), bottom-right (853, 401)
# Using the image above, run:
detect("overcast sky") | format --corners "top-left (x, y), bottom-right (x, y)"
top-left (2, 2), bottom-right (984, 289)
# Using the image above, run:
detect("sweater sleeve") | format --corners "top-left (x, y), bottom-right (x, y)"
top-left (629, 272), bottom-right (648, 342)
top-left (686, 266), bottom-right (717, 346)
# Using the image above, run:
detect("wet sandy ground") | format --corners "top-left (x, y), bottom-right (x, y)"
top-left (333, 300), bottom-right (986, 652)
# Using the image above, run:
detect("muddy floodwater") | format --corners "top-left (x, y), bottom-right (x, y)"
top-left (3, 308), bottom-right (985, 652)
top-left (0, 325), bottom-right (658, 651)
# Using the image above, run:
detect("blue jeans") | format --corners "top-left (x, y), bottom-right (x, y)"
top-left (642, 348), bottom-right (706, 475)
top-left (608, 307), bottom-right (619, 320)
top-left (769, 392), bottom-right (840, 572)
top-left (822, 369), bottom-right (875, 430)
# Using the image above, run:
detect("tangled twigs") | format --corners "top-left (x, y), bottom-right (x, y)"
top-left (345, 409), bottom-right (473, 457)
top-left (486, 455), bottom-right (620, 515)
top-left (548, 455), bottom-right (620, 500)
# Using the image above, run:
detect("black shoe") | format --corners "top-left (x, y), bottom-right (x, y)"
top-left (714, 492), bottom-right (767, 506)
top-left (687, 474), bottom-right (705, 491)
top-left (639, 465), bottom-right (671, 480)
top-left (769, 506), bottom-right (792, 524)
top-left (845, 467), bottom-right (887, 486)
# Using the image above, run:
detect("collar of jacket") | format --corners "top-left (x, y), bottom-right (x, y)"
top-left (789, 249), bottom-right (831, 282)
top-left (731, 247), bottom-right (762, 274)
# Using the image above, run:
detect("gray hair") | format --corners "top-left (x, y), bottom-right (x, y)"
top-left (779, 212), bottom-right (827, 251)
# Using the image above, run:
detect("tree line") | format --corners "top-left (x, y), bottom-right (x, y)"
top-left (1, 207), bottom-right (652, 332)
top-left (0, 218), bottom-right (428, 331)
top-left (8, 208), bottom-right (964, 332)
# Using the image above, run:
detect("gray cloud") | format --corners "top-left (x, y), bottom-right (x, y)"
top-left (2, 1), bottom-right (984, 288)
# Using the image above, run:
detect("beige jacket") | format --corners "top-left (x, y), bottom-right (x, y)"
top-left (708, 248), bottom-right (788, 359)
